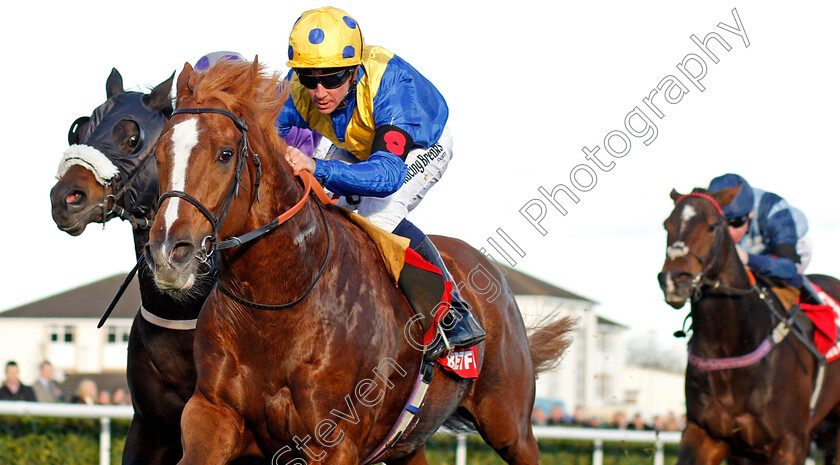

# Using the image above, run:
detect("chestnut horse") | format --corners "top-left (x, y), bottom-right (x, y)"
top-left (145, 59), bottom-right (573, 465)
top-left (658, 187), bottom-right (840, 465)
top-left (49, 69), bottom-right (233, 465)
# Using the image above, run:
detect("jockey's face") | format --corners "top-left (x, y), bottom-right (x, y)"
top-left (728, 212), bottom-right (752, 243)
top-left (305, 68), bottom-right (356, 115)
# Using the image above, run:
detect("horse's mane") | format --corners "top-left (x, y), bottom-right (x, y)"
top-left (183, 59), bottom-right (288, 154)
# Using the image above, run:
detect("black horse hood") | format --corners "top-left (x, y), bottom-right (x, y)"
top-left (60, 91), bottom-right (168, 221)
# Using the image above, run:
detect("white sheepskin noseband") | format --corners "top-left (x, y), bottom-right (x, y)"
top-left (56, 144), bottom-right (120, 185)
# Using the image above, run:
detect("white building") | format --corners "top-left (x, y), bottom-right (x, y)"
top-left (0, 274), bottom-right (136, 391)
top-left (504, 266), bottom-right (686, 425)
top-left (622, 365), bottom-right (685, 422)
top-left (0, 269), bottom-right (685, 422)
top-left (503, 267), bottom-right (629, 415)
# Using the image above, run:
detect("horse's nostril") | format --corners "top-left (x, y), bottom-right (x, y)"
top-left (170, 242), bottom-right (195, 265)
top-left (674, 272), bottom-right (693, 284)
top-left (65, 190), bottom-right (85, 205)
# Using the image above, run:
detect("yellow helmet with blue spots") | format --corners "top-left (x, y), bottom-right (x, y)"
top-left (287, 7), bottom-right (363, 69)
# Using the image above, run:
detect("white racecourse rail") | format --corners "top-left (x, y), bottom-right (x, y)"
top-left (0, 401), bottom-right (682, 465)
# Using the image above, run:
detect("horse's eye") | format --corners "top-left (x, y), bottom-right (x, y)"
top-left (708, 223), bottom-right (718, 232)
top-left (127, 135), bottom-right (139, 148)
top-left (219, 149), bottom-right (235, 164)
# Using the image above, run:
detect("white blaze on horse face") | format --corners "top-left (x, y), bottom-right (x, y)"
top-left (163, 119), bottom-right (199, 235)
top-left (667, 241), bottom-right (690, 260)
top-left (680, 205), bottom-right (696, 231)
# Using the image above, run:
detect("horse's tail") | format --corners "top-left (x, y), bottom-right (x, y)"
top-left (527, 314), bottom-right (577, 375)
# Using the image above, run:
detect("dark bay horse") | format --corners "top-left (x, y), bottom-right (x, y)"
top-left (658, 187), bottom-right (840, 465)
top-left (145, 59), bottom-right (574, 465)
top-left (49, 69), bottom-right (214, 465)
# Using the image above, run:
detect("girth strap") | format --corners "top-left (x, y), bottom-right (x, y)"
top-left (360, 359), bottom-right (434, 465)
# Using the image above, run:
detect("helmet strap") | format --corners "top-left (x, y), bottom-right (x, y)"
top-left (335, 67), bottom-right (359, 112)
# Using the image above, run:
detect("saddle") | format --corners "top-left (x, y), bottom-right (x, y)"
top-left (753, 269), bottom-right (840, 361)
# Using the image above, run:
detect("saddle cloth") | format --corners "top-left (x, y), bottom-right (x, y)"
top-left (339, 208), bottom-right (479, 379)
top-left (799, 284), bottom-right (840, 362)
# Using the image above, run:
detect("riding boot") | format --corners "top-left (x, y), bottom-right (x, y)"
top-left (412, 236), bottom-right (486, 361)
top-left (802, 276), bottom-right (827, 306)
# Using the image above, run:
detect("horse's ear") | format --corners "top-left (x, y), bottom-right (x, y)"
top-left (710, 185), bottom-right (741, 208)
top-left (250, 55), bottom-right (261, 76)
top-left (670, 189), bottom-right (683, 203)
top-left (106, 68), bottom-right (124, 99)
top-left (146, 71), bottom-right (175, 113)
top-left (176, 62), bottom-right (195, 99)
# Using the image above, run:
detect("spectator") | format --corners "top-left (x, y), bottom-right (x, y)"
top-left (32, 361), bottom-right (63, 403)
top-left (609, 411), bottom-right (628, 430)
top-left (586, 415), bottom-right (603, 428)
top-left (678, 413), bottom-right (687, 431)
top-left (664, 411), bottom-right (680, 431)
top-left (570, 406), bottom-right (587, 427)
top-left (0, 361), bottom-right (36, 401)
top-left (531, 407), bottom-right (548, 425)
top-left (97, 390), bottom-right (112, 405)
top-left (628, 413), bottom-right (649, 430)
top-left (71, 378), bottom-right (98, 405)
top-left (547, 405), bottom-right (569, 426)
top-left (652, 415), bottom-right (665, 432)
top-left (112, 388), bottom-right (128, 406)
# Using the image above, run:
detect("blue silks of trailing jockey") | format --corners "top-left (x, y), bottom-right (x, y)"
top-left (708, 173), bottom-right (823, 304)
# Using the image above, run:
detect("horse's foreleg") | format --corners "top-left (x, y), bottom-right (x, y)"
top-left (678, 422), bottom-right (731, 465)
top-left (122, 415), bottom-right (183, 465)
top-left (768, 433), bottom-right (810, 465)
top-left (178, 391), bottom-right (253, 465)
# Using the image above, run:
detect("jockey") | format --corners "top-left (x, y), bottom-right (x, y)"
top-left (276, 6), bottom-right (485, 361)
top-left (194, 51), bottom-right (323, 157)
top-left (708, 173), bottom-right (824, 304)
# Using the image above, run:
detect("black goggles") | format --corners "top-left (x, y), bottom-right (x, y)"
top-left (727, 214), bottom-right (750, 228)
top-left (296, 68), bottom-right (355, 90)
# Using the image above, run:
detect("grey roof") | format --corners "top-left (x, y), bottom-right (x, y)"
top-left (0, 274), bottom-right (139, 319)
top-left (501, 266), bottom-right (596, 303)
top-left (598, 315), bottom-right (630, 329)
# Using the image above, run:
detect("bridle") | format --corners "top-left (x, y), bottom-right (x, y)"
top-left (159, 107), bottom-right (262, 263)
top-left (158, 107), bottom-right (336, 309)
top-left (105, 153), bottom-right (155, 229)
top-left (61, 151), bottom-right (156, 230)
top-left (671, 192), bottom-right (753, 299)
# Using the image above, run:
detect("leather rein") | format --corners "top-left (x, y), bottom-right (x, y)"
top-left (159, 107), bottom-right (336, 310)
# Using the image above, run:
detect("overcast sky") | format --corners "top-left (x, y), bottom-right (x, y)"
top-left (2, 1), bottom-right (838, 350)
